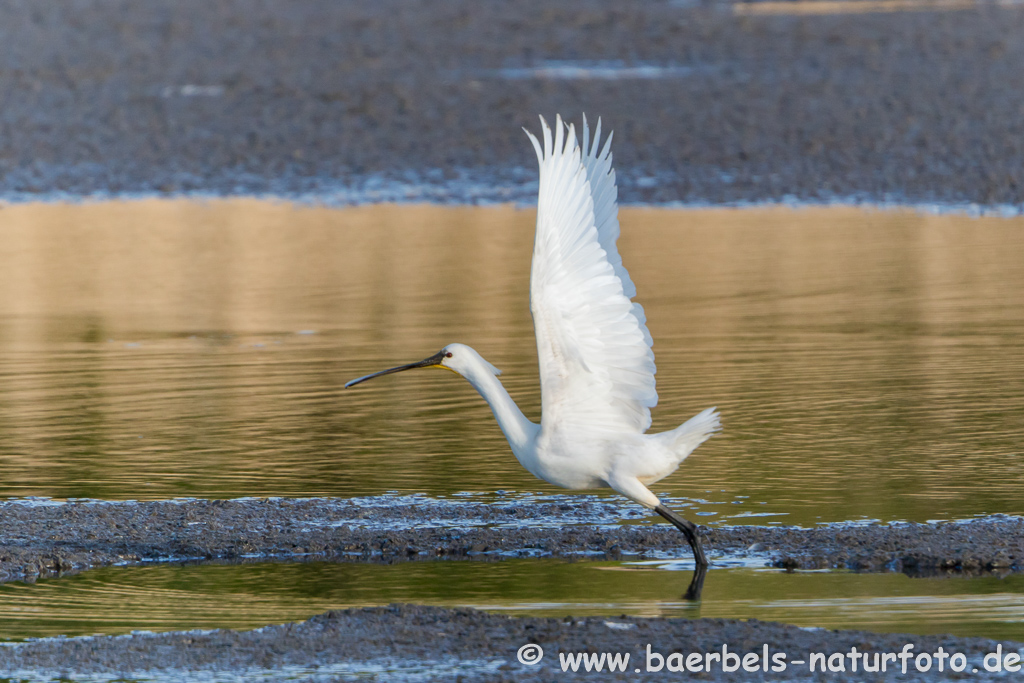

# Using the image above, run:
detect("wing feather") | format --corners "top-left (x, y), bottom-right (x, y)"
top-left (525, 115), bottom-right (657, 434)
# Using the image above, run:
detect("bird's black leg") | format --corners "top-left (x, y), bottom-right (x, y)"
top-left (655, 504), bottom-right (709, 567)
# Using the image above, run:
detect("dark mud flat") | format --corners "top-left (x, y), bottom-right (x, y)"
top-left (1, 497), bottom-right (1021, 583)
top-left (2, 0), bottom-right (1024, 207)
top-left (1, 605), bottom-right (1021, 682)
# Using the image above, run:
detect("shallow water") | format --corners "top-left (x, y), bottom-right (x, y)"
top-left (0, 560), bottom-right (1022, 642)
top-left (0, 201), bottom-right (1023, 528)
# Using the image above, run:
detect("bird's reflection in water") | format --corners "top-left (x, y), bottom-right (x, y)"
top-left (685, 565), bottom-right (708, 601)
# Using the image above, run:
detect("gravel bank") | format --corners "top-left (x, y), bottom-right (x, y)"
top-left (1, 497), bottom-right (1020, 584)
top-left (1, 605), bottom-right (1020, 681)
top-left (1, 0), bottom-right (1023, 206)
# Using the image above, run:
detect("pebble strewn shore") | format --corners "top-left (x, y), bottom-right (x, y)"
top-left (1, 1), bottom-right (1023, 206)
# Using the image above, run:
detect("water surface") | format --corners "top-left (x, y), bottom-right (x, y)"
top-left (0, 201), bottom-right (1022, 526)
top-left (1, 561), bottom-right (1022, 642)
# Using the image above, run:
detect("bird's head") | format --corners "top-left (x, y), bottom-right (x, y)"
top-left (344, 343), bottom-right (501, 388)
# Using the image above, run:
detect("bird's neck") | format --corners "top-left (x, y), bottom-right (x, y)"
top-left (462, 365), bottom-right (538, 456)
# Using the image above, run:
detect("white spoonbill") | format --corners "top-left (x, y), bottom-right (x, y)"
top-left (346, 115), bottom-right (721, 567)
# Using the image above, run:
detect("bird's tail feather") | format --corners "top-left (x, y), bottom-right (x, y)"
top-left (665, 407), bottom-right (721, 461)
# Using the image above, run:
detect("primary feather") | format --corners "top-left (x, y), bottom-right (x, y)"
top-left (525, 115), bottom-right (658, 435)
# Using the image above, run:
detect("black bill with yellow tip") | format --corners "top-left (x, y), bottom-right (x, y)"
top-left (344, 349), bottom-right (447, 388)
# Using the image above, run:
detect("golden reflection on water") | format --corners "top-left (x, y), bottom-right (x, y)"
top-left (1, 561), bottom-right (1023, 641)
top-left (0, 200), bottom-right (1022, 525)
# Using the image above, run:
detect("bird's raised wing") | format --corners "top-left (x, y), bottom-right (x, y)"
top-left (525, 115), bottom-right (657, 434)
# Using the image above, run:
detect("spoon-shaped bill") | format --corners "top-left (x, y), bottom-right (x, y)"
top-left (344, 349), bottom-right (447, 388)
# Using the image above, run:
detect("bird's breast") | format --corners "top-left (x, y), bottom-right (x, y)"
top-left (519, 426), bottom-right (618, 491)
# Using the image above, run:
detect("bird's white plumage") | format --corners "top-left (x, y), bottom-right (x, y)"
top-left (525, 115), bottom-right (657, 434)
top-left (348, 114), bottom-right (720, 545)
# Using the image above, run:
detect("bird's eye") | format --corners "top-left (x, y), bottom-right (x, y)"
top-left (445, 352), bottom-right (453, 358)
